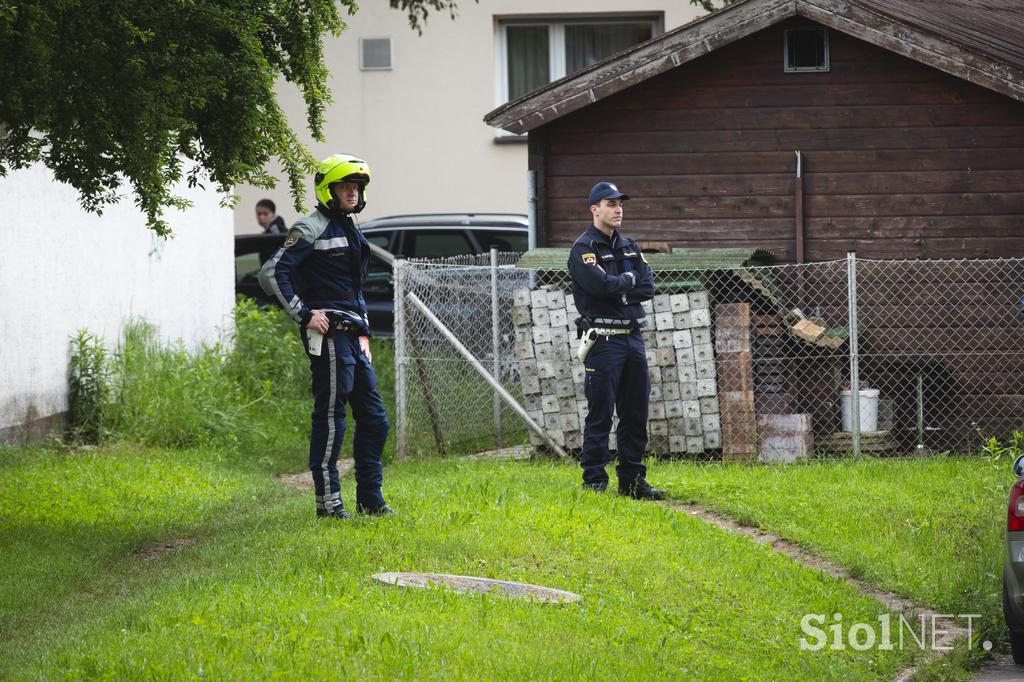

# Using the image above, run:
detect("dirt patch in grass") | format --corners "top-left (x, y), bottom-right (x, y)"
top-left (136, 538), bottom-right (197, 563)
top-left (277, 459), bottom-right (354, 492)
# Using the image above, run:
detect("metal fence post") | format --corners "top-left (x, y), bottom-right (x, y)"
top-left (393, 257), bottom-right (408, 459)
top-left (846, 251), bottom-right (861, 457)
top-left (527, 171), bottom-right (537, 252)
top-left (490, 247), bottom-right (504, 446)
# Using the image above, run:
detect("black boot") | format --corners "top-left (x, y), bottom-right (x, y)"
top-left (619, 479), bottom-right (667, 501)
top-left (356, 502), bottom-right (396, 516)
top-left (317, 504), bottom-right (353, 520)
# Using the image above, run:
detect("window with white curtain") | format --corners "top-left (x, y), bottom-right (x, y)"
top-left (497, 16), bottom-right (661, 105)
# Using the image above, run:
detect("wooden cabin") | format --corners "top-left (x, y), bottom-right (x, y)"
top-left (487, 0), bottom-right (1024, 452)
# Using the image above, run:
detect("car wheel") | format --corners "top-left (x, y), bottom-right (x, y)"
top-left (1012, 625), bottom-right (1024, 664)
top-left (1004, 578), bottom-right (1024, 664)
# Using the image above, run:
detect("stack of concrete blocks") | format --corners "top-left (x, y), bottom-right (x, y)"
top-left (512, 286), bottom-right (581, 451)
top-left (757, 414), bottom-right (813, 462)
top-left (512, 286), bottom-right (722, 456)
top-left (714, 302), bottom-right (759, 461)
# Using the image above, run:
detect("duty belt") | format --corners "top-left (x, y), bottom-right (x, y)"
top-left (589, 316), bottom-right (638, 328)
top-left (577, 326), bottom-right (634, 362)
top-left (324, 311), bottom-right (363, 336)
top-left (592, 327), bottom-right (634, 337)
top-left (331, 320), bottom-right (363, 335)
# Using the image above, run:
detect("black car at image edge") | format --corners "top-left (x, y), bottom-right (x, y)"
top-left (235, 213), bottom-right (529, 335)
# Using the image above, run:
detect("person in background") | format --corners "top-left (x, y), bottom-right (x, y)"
top-left (256, 198), bottom-right (287, 234)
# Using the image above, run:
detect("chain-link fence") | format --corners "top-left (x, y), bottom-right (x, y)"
top-left (393, 253), bottom-right (1024, 461)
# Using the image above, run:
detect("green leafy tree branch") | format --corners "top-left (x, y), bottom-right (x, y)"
top-left (688, 0), bottom-right (745, 14)
top-left (0, 0), bottom-right (466, 236)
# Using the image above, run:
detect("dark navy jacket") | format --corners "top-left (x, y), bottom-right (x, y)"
top-left (568, 224), bottom-right (655, 328)
top-left (258, 208), bottom-right (371, 335)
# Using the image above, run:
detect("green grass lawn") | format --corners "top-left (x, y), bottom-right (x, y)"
top-left (0, 444), bottom-right (286, 637)
top-left (653, 456), bottom-right (1012, 643)
top-left (2, 450), bottom-right (933, 681)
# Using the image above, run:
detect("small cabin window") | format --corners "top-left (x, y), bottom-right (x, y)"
top-left (784, 27), bottom-right (829, 72)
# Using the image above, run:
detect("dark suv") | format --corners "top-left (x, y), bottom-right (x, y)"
top-left (235, 233), bottom-right (291, 307)
top-left (234, 213), bottom-right (528, 334)
top-left (359, 213), bottom-right (528, 333)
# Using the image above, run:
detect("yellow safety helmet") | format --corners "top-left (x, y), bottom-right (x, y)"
top-left (314, 154), bottom-right (371, 213)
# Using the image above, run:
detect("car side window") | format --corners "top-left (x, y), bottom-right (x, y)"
top-left (235, 253), bottom-right (261, 284)
top-left (361, 232), bottom-right (394, 288)
top-left (364, 254), bottom-right (393, 290)
top-left (365, 231), bottom-right (393, 251)
top-left (474, 230), bottom-right (528, 253)
top-left (404, 230), bottom-right (474, 259)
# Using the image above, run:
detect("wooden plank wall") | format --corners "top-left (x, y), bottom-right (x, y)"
top-left (538, 18), bottom-right (1024, 261)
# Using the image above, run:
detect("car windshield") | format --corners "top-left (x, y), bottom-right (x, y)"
top-left (475, 230), bottom-right (528, 253)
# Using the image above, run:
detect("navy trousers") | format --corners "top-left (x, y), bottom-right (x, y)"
top-left (305, 330), bottom-right (389, 512)
top-left (581, 332), bottom-right (650, 487)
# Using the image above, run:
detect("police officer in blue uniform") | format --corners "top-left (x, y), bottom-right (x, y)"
top-left (569, 182), bottom-right (667, 500)
top-left (259, 154), bottom-right (392, 519)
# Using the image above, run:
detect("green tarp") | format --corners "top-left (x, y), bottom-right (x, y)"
top-left (515, 246), bottom-right (772, 271)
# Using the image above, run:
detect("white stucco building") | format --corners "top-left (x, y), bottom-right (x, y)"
top-left (0, 164), bottom-right (234, 442)
top-left (234, 1), bottom-right (702, 233)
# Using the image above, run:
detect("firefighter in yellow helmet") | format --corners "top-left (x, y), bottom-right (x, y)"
top-left (259, 154), bottom-right (392, 519)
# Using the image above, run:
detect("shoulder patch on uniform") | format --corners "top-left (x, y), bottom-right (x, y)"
top-left (283, 230), bottom-right (302, 249)
top-left (582, 252), bottom-right (597, 265)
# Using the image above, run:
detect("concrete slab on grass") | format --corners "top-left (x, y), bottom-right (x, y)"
top-left (373, 572), bottom-right (581, 603)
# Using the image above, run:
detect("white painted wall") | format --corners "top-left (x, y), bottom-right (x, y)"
top-left (0, 163), bottom-right (235, 440)
top-left (234, 0), bottom-right (702, 233)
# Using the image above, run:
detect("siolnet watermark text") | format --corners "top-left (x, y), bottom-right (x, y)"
top-left (799, 613), bottom-right (988, 652)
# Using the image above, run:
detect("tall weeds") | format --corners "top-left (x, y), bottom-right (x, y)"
top-left (67, 300), bottom-right (312, 458)
top-left (67, 329), bottom-right (112, 444)
top-left (65, 299), bottom-right (396, 468)
top-left (105, 321), bottom-right (251, 448)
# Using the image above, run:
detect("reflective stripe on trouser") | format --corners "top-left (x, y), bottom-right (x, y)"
top-left (307, 332), bottom-right (390, 511)
top-left (581, 332), bottom-right (649, 487)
